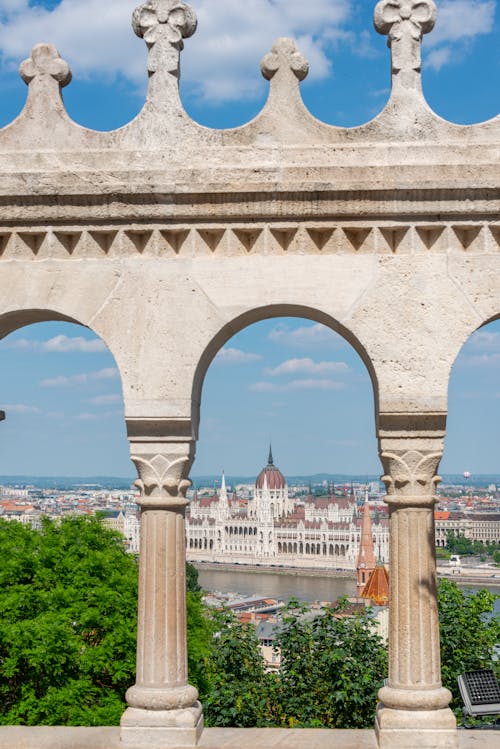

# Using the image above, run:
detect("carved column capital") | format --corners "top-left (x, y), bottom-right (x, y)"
top-left (127, 417), bottom-right (195, 509)
top-left (378, 412), bottom-right (446, 507)
top-left (132, 0), bottom-right (197, 84)
top-left (374, 0), bottom-right (436, 91)
top-left (381, 449), bottom-right (442, 506)
top-left (132, 452), bottom-right (192, 505)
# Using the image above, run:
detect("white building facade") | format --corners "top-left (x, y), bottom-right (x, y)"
top-left (186, 450), bottom-right (389, 571)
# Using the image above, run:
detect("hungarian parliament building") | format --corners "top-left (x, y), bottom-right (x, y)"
top-left (186, 449), bottom-right (389, 571)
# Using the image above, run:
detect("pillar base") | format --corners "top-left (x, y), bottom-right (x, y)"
top-left (120, 702), bottom-right (203, 748)
top-left (375, 703), bottom-right (458, 749)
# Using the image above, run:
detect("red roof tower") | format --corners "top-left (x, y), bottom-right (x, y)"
top-left (357, 493), bottom-right (377, 595)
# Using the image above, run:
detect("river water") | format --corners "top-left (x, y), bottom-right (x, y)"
top-left (198, 567), bottom-right (500, 616)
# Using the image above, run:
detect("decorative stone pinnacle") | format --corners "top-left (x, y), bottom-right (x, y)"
top-left (261, 38), bottom-right (309, 83)
top-left (374, 0), bottom-right (436, 89)
top-left (132, 0), bottom-right (197, 80)
top-left (19, 43), bottom-right (72, 87)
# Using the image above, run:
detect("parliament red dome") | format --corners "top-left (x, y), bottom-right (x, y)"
top-left (256, 447), bottom-right (286, 490)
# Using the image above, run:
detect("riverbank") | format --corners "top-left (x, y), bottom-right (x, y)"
top-left (194, 561), bottom-right (500, 588)
top-left (193, 561), bottom-right (356, 580)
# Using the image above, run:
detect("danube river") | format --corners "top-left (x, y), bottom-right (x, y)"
top-left (197, 566), bottom-right (500, 615)
top-left (199, 566), bottom-right (356, 603)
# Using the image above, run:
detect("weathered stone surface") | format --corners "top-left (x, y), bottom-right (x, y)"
top-left (0, 727), bottom-right (498, 749)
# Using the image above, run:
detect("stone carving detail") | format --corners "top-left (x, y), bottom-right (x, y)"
top-left (20, 43), bottom-right (72, 87)
top-left (381, 449), bottom-right (442, 501)
top-left (0, 223), bottom-right (497, 260)
top-left (261, 38), bottom-right (309, 82)
top-left (132, 0), bottom-right (197, 80)
top-left (374, 0), bottom-right (436, 83)
top-left (132, 452), bottom-right (192, 499)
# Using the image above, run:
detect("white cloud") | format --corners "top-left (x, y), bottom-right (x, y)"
top-left (424, 0), bottom-right (496, 70)
top-left (268, 322), bottom-right (346, 348)
top-left (426, 47), bottom-right (452, 71)
top-left (40, 367), bottom-right (118, 387)
top-left (0, 0), bottom-right (351, 103)
top-left (215, 347), bottom-right (262, 364)
top-left (430, 0), bottom-right (496, 46)
top-left (2, 403), bottom-right (41, 414)
top-left (76, 412), bottom-right (98, 421)
top-left (88, 393), bottom-right (122, 405)
top-left (467, 329), bottom-right (500, 351)
top-left (250, 378), bottom-right (346, 392)
top-left (457, 352), bottom-right (500, 368)
top-left (266, 357), bottom-right (349, 377)
top-left (42, 335), bottom-right (107, 353)
top-left (0, 1), bottom-right (492, 105)
top-left (7, 334), bottom-right (106, 352)
top-left (76, 409), bottom-right (120, 421)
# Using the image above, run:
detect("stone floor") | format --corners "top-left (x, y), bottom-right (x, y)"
top-left (0, 727), bottom-right (498, 749)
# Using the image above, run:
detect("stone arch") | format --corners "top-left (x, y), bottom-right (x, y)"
top-left (0, 307), bottom-right (128, 400)
top-left (191, 305), bottom-right (379, 434)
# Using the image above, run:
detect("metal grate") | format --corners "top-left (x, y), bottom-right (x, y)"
top-left (458, 669), bottom-right (500, 725)
top-left (463, 670), bottom-right (500, 706)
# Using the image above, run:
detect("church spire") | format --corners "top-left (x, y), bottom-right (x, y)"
top-left (356, 491), bottom-right (377, 596)
top-left (219, 471), bottom-right (228, 504)
top-left (268, 444), bottom-right (274, 465)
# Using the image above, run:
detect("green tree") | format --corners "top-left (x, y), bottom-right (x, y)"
top-left (0, 516), bottom-right (138, 726)
top-left (186, 561), bottom-right (201, 593)
top-left (202, 609), bottom-right (272, 727)
top-left (438, 579), bottom-right (500, 717)
top-left (273, 598), bottom-right (387, 728)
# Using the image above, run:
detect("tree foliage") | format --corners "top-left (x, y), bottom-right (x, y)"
top-left (1, 517), bottom-right (497, 730)
top-left (437, 579), bottom-right (500, 716)
top-left (200, 599), bottom-right (387, 729)
top-left (272, 598), bottom-right (387, 728)
top-left (202, 610), bottom-right (272, 727)
top-left (0, 517), bottom-right (138, 726)
top-left (446, 531), bottom-right (500, 558)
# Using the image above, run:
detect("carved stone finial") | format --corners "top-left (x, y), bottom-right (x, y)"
top-left (20, 43), bottom-right (72, 88)
top-left (261, 38), bottom-right (309, 83)
top-left (374, 0), bottom-right (436, 91)
top-left (132, 0), bottom-right (197, 87)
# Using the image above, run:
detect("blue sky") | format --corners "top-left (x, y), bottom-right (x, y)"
top-left (1, 317), bottom-right (500, 478)
top-left (0, 1), bottom-right (499, 478)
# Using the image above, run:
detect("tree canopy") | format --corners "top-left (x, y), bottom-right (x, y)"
top-left (0, 518), bottom-right (497, 729)
top-left (437, 579), bottom-right (500, 716)
top-left (0, 516), bottom-right (137, 726)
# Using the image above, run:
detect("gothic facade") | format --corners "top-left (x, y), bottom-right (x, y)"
top-left (186, 450), bottom-right (389, 570)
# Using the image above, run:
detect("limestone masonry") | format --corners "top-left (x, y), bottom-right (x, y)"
top-left (0, 0), bottom-right (498, 747)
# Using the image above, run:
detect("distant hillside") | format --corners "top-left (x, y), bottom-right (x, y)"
top-left (0, 476), bottom-right (135, 490)
top-left (0, 473), bottom-right (497, 491)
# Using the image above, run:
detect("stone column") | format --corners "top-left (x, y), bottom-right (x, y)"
top-left (121, 418), bottom-right (202, 748)
top-left (376, 414), bottom-right (457, 749)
